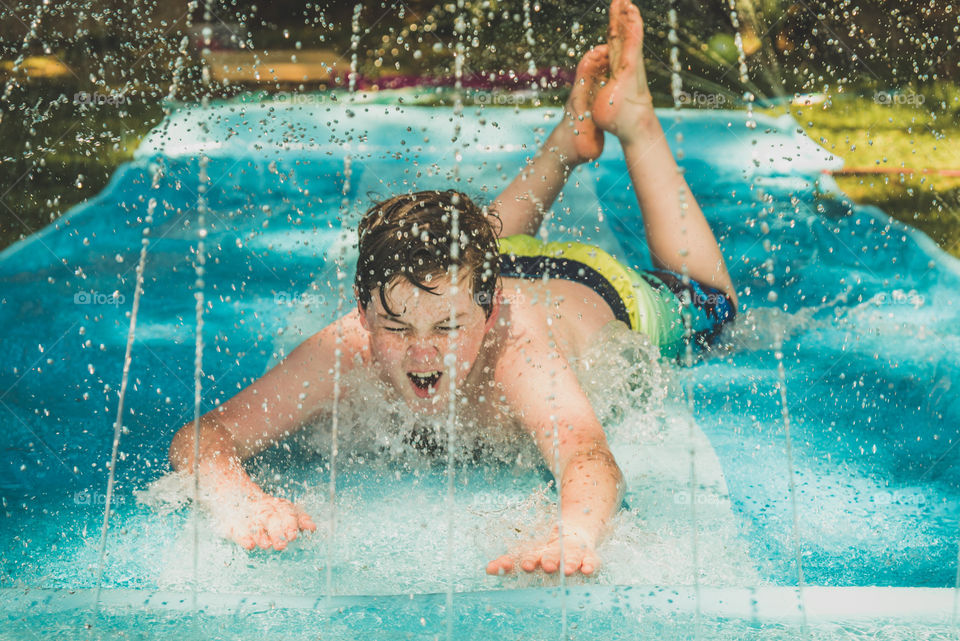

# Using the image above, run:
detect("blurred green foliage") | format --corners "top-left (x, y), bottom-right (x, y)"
top-left (781, 90), bottom-right (960, 258)
top-left (1, 1), bottom-right (958, 254)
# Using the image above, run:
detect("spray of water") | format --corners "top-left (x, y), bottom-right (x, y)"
top-left (444, 12), bottom-right (466, 636)
top-left (728, 0), bottom-right (806, 636)
top-left (326, 155), bottom-right (350, 601)
top-left (0, 0), bottom-right (47, 124)
top-left (665, 5), bottom-right (703, 638)
top-left (92, 183), bottom-right (159, 611)
top-left (189, 0), bottom-right (216, 617)
top-left (5, 0), bottom-right (960, 636)
top-left (324, 0), bottom-right (365, 609)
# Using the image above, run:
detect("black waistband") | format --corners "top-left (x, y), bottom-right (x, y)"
top-left (498, 253), bottom-right (631, 327)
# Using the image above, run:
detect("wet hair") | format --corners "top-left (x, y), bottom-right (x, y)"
top-left (355, 190), bottom-right (501, 318)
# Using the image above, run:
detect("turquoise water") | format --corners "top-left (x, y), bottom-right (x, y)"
top-left (1, 98), bottom-right (959, 636)
top-left (3, 586), bottom-right (955, 639)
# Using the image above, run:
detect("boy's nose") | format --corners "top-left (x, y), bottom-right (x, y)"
top-left (406, 340), bottom-right (439, 363)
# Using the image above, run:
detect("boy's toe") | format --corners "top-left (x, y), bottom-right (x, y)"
top-left (486, 556), bottom-right (513, 575)
top-left (540, 558), bottom-right (559, 574)
top-left (581, 552), bottom-right (601, 575)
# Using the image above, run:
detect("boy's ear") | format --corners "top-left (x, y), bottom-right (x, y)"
top-left (357, 303), bottom-right (369, 330)
top-left (354, 286), bottom-right (370, 330)
top-left (483, 289), bottom-right (502, 331)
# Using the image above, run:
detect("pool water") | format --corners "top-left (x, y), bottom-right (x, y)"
top-left (1, 97), bottom-right (959, 638)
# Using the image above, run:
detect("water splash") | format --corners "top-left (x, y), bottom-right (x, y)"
top-left (2, 0), bottom-right (959, 634)
top-left (93, 178), bottom-right (159, 610)
top-left (667, 5), bottom-right (703, 638)
top-left (727, 1), bottom-right (805, 636)
top-left (445, 15), bottom-right (467, 637)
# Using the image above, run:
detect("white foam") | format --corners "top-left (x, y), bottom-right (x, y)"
top-left (133, 320), bottom-right (755, 594)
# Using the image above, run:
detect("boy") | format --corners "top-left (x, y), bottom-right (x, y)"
top-left (169, 0), bottom-right (737, 577)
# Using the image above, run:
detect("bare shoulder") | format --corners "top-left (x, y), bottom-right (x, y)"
top-left (309, 309), bottom-right (370, 367)
top-left (276, 310), bottom-right (370, 393)
top-left (498, 276), bottom-right (615, 361)
top-left (490, 302), bottom-right (556, 383)
top-left (489, 301), bottom-right (600, 437)
top-left (202, 310), bottom-right (371, 451)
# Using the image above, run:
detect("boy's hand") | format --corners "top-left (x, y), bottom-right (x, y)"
top-left (216, 490), bottom-right (317, 551)
top-left (486, 526), bottom-right (601, 577)
top-left (592, 0), bottom-right (657, 143)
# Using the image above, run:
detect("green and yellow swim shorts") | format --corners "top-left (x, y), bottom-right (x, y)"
top-left (497, 234), bottom-right (736, 360)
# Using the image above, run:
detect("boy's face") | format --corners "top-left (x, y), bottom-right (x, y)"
top-left (359, 274), bottom-right (499, 414)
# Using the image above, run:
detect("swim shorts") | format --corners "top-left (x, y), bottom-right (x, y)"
top-left (497, 234), bottom-right (736, 359)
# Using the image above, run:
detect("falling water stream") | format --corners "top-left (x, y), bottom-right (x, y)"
top-left (326, 152), bottom-right (350, 604)
top-left (189, 154), bottom-right (207, 616)
top-left (520, 4), bottom-right (570, 638)
top-left (189, 0), bottom-right (217, 616)
top-left (444, 9), bottom-right (467, 636)
top-left (727, 0), bottom-right (807, 636)
top-left (323, 0), bottom-right (365, 609)
top-left (92, 179), bottom-right (158, 611)
top-left (666, 6), bottom-right (703, 639)
top-left (88, 0), bottom-right (201, 617)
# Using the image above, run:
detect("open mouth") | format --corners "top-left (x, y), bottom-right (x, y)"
top-left (407, 370), bottom-right (442, 398)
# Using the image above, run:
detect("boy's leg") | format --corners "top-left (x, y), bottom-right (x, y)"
top-left (491, 48), bottom-right (608, 238)
top-left (594, 0), bottom-right (738, 308)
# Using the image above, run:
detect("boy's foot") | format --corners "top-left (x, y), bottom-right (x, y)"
top-left (593, 0), bottom-right (657, 141)
top-left (561, 45), bottom-right (609, 164)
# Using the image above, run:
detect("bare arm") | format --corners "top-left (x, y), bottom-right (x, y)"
top-left (487, 322), bottom-right (622, 576)
top-left (170, 310), bottom-right (365, 472)
top-left (168, 310), bottom-right (367, 550)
